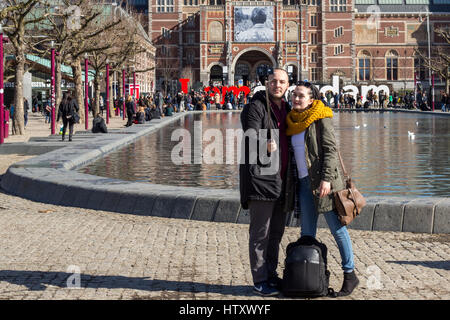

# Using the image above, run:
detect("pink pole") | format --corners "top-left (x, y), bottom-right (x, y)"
top-left (51, 48), bottom-right (55, 135)
top-left (85, 58), bottom-right (89, 130)
top-left (106, 63), bottom-right (110, 124)
top-left (133, 70), bottom-right (136, 100)
top-left (0, 31), bottom-right (4, 144)
top-left (122, 69), bottom-right (126, 120)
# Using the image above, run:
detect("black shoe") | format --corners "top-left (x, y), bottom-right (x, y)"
top-left (253, 282), bottom-right (280, 297)
top-left (69, 137), bottom-right (72, 142)
top-left (268, 276), bottom-right (283, 290)
top-left (62, 136), bottom-right (65, 141)
top-left (335, 271), bottom-right (359, 297)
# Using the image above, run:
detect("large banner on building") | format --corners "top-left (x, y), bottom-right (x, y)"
top-left (234, 6), bottom-right (274, 42)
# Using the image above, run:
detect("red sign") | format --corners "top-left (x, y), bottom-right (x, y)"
top-left (179, 79), bottom-right (250, 105)
top-left (126, 84), bottom-right (140, 98)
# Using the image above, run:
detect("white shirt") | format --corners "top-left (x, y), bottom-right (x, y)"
top-left (291, 131), bottom-right (309, 179)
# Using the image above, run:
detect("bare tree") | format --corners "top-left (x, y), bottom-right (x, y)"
top-left (1, 0), bottom-right (51, 135)
top-left (414, 27), bottom-right (450, 94)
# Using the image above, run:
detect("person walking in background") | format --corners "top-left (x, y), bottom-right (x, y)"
top-left (286, 81), bottom-right (359, 297)
top-left (57, 92), bottom-right (79, 142)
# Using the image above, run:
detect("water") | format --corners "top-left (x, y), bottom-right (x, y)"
top-left (79, 111), bottom-right (450, 197)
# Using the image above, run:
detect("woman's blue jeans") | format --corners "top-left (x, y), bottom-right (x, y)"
top-left (298, 176), bottom-right (355, 273)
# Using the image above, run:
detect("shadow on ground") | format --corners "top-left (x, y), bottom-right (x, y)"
top-left (0, 270), bottom-right (253, 297)
top-left (386, 260), bottom-right (450, 271)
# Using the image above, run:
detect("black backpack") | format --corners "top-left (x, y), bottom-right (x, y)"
top-left (282, 236), bottom-right (333, 298)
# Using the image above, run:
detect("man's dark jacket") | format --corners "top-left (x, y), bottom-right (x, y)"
top-left (239, 90), bottom-right (296, 212)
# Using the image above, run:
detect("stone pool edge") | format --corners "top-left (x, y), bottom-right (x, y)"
top-left (1, 111), bottom-right (449, 234)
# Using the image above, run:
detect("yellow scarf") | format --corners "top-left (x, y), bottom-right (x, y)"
top-left (286, 100), bottom-right (333, 136)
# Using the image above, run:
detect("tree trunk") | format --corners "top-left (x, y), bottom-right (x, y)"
top-left (108, 71), bottom-right (114, 118)
top-left (55, 56), bottom-right (62, 108)
top-left (12, 53), bottom-right (25, 135)
top-left (71, 60), bottom-right (84, 124)
top-left (93, 75), bottom-right (100, 117)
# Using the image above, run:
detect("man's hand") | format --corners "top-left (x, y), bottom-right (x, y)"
top-left (267, 139), bottom-right (277, 153)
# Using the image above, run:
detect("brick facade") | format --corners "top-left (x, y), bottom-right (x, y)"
top-left (148, 0), bottom-right (450, 93)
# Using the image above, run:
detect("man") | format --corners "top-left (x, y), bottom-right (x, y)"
top-left (240, 68), bottom-right (294, 296)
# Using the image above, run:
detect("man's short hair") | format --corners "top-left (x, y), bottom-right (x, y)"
top-left (251, 8), bottom-right (267, 24)
top-left (268, 68), bottom-right (289, 80)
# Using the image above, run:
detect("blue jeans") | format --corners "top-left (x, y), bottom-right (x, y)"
top-left (298, 176), bottom-right (355, 273)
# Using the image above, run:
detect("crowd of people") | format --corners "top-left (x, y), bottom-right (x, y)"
top-left (111, 88), bottom-right (250, 127)
top-left (318, 88), bottom-right (450, 111)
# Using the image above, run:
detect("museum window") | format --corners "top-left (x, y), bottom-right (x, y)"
top-left (358, 51), bottom-right (371, 81)
top-left (334, 44), bottom-right (343, 55)
top-left (334, 26), bottom-right (343, 38)
top-left (386, 50), bottom-right (398, 81)
top-left (331, 0), bottom-right (346, 11)
top-left (310, 14), bottom-right (317, 27)
top-left (162, 27), bottom-right (171, 39)
top-left (158, 0), bottom-right (174, 12)
top-left (283, 0), bottom-right (297, 4)
top-left (311, 51), bottom-right (318, 63)
top-left (311, 68), bottom-right (319, 81)
top-left (209, 0), bottom-right (223, 4)
top-left (187, 33), bottom-right (195, 44)
top-left (186, 50), bottom-right (195, 65)
top-left (311, 33), bottom-right (318, 44)
top-left (414, 56), bottom-right (427, 81)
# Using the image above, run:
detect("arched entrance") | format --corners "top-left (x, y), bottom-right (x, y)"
top-left (232, 48), bottom-right (275, 86)
top-left (210, 65), bottom-right (223, 85)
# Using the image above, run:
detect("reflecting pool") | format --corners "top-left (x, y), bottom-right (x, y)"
top-left (79, 111), bottom-right (450, 197)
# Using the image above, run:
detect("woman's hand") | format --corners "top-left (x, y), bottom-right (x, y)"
top-left (318, 180), bottom-right (331, 198)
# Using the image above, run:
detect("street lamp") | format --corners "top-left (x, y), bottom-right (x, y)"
top-left (106, 58), bottom-right (110, 124)
top-left (84, 53), bottom-right (89, 130)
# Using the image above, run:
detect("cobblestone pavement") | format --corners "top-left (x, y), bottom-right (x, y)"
top-left (0, 190), bottom-right (448, 300)
top-left (0, 113), bottom-right (449, 300)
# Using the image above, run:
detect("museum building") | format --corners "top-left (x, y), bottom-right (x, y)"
top-left (148, 0), bottom-right (450, 92)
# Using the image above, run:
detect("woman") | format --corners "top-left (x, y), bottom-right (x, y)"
top-left (286, 81), bottom-right (359, 297)
top-left (125, 95), bottom-right (136, 127)
top-left (57, 92), bottom-right (79, 141)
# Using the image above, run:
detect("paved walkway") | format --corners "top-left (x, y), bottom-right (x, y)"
top-left (0, 113), bottom-right (449, 300)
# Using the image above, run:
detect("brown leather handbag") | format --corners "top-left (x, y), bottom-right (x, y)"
top-left (334, 151), bottom-right (366, 226)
